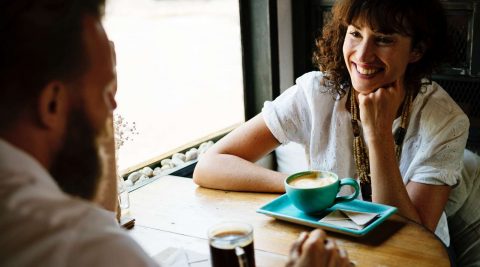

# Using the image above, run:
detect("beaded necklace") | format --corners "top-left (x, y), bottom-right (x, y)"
top-left (349, 88), bottom-right (413, 201)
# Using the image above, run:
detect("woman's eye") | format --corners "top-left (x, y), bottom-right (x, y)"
top-left (376, 36), bottom-right (393, 44)
top-left (349, 31), bottom-right (361, 38)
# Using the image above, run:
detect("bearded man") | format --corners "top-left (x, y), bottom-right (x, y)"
top-left (0, 0), bottom-right (157, 266)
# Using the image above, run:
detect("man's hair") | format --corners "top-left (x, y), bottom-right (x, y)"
top-left (312, 0), bottom-right (449, 98)
top-left (0, 0), bottom-right (105, 130)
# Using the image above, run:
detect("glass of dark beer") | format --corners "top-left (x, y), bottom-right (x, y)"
top-left (207, 222), bottom-right (255, 267)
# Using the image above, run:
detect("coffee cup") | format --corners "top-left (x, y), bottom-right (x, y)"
top-left (285, 170), bottom-right (359, 214)
top-left (207, 222), bottom-right (255, 267)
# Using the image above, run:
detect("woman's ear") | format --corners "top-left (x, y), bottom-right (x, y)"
top-left (409, 42), bottom-right (426, 63)
top-left (37, 81), bottom-right (68, 129)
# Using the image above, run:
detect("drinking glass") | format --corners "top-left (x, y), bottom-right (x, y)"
top-left (207, 222), bottom-right (255, 267)
top-left (117, 175), bottom-right (130, 210)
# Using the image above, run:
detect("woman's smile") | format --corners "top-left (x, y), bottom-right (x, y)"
top-left (353, 62), bottom-right (384, 77)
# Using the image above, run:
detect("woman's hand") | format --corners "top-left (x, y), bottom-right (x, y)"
top-left (286, 229), bottom-right (351, 267)
top-left (357, 80), bottom-right (405, 142)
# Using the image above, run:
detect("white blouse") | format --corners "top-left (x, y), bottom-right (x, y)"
top-left (263, 71), bottom-right (470, 246)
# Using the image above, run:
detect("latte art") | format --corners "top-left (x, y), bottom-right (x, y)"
top-left (289, 174), bottom-right (336, 189)
top-left (285, 170), bottom-right (360, 213)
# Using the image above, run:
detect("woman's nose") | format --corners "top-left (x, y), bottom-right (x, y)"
top-left (356, 39), bottom-right (376, 63)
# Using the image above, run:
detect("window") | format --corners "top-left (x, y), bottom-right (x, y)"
top-left (103, 0), bottom-right (245, 172)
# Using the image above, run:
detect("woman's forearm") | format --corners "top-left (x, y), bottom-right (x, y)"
top-left (193, 152), bottom-right (287, 192)
top-left (368, 134), bottom-right (422, 224)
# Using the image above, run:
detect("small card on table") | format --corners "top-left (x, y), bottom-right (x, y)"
top-left (319, 209), bottom-right (379, 230)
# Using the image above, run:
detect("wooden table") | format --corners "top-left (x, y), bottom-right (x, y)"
top-left (126, 175), bottom-right (451, 267)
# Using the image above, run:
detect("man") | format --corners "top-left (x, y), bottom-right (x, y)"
top-left (0, 0), bottom-right (156, 266)
top-left (0, 0), bottom-right (349, 266)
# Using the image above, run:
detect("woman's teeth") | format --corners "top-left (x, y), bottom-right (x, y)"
top-left (356, 65), bottom-right (380, 75)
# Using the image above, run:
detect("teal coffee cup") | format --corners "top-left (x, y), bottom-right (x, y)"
top-left (285, 170), bottom-right (360, 214)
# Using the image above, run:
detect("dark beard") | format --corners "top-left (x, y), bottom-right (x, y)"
top-left (50, 107), bottom-right (102, 200)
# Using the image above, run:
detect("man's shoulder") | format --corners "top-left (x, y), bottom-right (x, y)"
top-left (71, 219), bottom-right (158, 267)
top-left (0, 187), bottom-right (157, 267)
top-left (67, 216), bottom-right (158, 267)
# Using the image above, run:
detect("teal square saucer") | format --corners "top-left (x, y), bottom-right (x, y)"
top-left (257, 194), bottom-right (397, 236)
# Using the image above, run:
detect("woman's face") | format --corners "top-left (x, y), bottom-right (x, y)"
top-left (343, 23), bottom-right (421, 94)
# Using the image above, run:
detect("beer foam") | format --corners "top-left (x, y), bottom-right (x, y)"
top-left (210, 232), bottom-right (253, 249)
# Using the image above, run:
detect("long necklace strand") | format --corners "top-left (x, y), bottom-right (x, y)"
top-left (350, 89), bottom-right (413, 201)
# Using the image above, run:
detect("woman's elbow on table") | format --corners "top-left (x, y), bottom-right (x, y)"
top-left (192, 152), bottom-right (217, 188)
top-left (192, 150), bottom-right (238, 190)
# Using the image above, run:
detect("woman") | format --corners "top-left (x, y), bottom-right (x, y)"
top-left (193, 0), bottom-right (469, 248)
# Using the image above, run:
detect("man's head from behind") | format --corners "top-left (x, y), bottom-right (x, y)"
top-left (0, 0), bottom-right (116, 200)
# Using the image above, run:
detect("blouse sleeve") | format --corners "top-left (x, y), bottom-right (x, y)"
top-left (262, 72), bottom-right (319, 145)
top-left (404, 98), bottom-right (470, 186)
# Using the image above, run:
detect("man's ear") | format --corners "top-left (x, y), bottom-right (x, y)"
top-left (37, 81), bottom-right (68, 129)
top-left (409, 42), bottom-right (426, 63)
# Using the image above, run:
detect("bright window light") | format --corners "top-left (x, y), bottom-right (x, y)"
top-left (103, 0), bottom-right (245, 171)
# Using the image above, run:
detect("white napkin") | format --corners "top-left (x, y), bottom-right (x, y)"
top-left (319, 209), bottom-right (378, 230)
top-left (153, 247), bottom-right (210, 267)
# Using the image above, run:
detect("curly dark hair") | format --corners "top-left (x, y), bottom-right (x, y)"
top-left (312, 0), bottom-right (449, 98)
top-left (0, 0), bottom-right (105, 131)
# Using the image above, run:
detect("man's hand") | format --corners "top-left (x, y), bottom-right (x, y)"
top-left (286, 229), bottom-right (351, 267)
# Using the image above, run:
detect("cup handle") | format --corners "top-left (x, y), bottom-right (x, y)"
top-left (235, 246), bottom-right (248, 267)
top-left (334, 178), bottom-right (360, 203)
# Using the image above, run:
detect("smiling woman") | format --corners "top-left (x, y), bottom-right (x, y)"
top-left (192, 0), bottom-right (469, 255)
top-left (102, 0), bottom-right (245, 172)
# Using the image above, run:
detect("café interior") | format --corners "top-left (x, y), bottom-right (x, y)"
top-left (2, 0), bottom-right (480, 267)
top-left (109, 1), bottom-right (480, 266)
